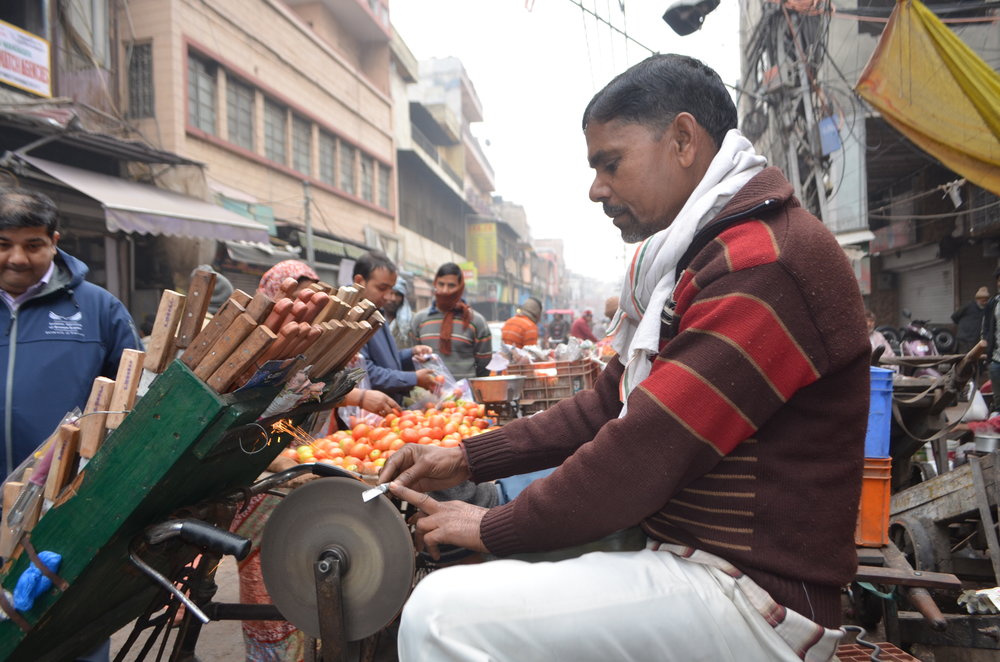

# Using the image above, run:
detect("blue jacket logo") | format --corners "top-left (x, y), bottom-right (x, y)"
top-left (46, 310), bottom-right (84, 337)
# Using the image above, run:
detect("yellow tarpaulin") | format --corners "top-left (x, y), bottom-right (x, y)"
top-left (855, 0), bottom-right (1000, 196)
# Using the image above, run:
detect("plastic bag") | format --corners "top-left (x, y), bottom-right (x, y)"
top-left (339, 354), bottom-right (375, 427)
top-left (961, 381), bottom-right (989, 423)
top-left (404, 354), bottom-right (473, 408)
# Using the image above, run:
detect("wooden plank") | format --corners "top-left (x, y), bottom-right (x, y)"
top-left (43, 424), bottom-right (80, 501)
top-left (175, 269), bottom-right (215, 349)
top-left (970, 455), bottom-right (1000, 585)
top-left (244, 291), bottom-right (276, 324)
top-left (179, 299), bottom-right (244, 370)
top-left (78, 377), bottom-right (115, 459)
top-left (345, 304), bottom-right (368, 322)
top-left (230, 289), bottom-right (252, 307)
top-left (0, 481), bottom-right (22, 559)
top-left (192, 313), bottom-right (257, 381)
top-left (301, 322), bottom-right (336, 366)
top-left (206, 325), bottom-right (276, 393)
top-left (322, 297), bottom-right (352, 322)
top-left (854, 564), bottom-right (962, 589)
top-left (891, 453), bottom-right (996, 522)
top-left (144, 290), bottom-right (186, 373)
top-left (105, 349), bottom-right (145, 429)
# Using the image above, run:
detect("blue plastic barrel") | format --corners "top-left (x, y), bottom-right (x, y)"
top-left (865, 367), bottom-right (894, 457)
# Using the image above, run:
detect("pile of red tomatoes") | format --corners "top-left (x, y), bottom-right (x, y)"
top-left (280, 400), bottom-right (498, 476)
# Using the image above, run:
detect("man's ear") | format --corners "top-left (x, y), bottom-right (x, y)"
top-left (671, 113), bottom-right (701, 168)
top-left (353, 274), bottom-right (364, 287)
top-left (50, 231), bottom-right (60, 250)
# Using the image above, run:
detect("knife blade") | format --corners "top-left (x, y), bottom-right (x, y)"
top-left (361, 483), bottom-right (389, 502)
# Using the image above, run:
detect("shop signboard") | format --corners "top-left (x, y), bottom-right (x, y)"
top-left (468, 222), bottom-right (498, 276)
top-left (0, 20), bottom-right (50, 97)
top-left (459, 261), bottom-right (477, 289)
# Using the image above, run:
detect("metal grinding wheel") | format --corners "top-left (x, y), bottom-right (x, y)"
top-left (260, 477), bottom-right (415, 641)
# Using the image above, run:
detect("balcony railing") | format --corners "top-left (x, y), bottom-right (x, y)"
top-left (411, 123), bottom-right (463, 188)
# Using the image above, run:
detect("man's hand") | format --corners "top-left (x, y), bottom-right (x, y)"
top-left (411, 345), bottom-right (434, 361)
top-left (360, 389), bottom-right (398, 418)
top-left (389, 483), bottom-right (487, 560)
top-left (378, 443), bottom-right (470, 492)
top-left (415, 368), bottom-right (438, 391)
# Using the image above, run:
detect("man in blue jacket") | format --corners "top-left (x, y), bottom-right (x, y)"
top-left (0, 188), bottom-right (141, 479)
top-left (352, 251), bottom-right (436, 404)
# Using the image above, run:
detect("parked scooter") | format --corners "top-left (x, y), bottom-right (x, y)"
top-left (898, 312), bottom-right (942, 378)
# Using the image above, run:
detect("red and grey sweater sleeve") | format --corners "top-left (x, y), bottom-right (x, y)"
top-left (470, 244), bottom-right (839, 556)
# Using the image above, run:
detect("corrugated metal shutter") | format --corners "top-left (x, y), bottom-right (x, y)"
top-left (899, 262), bottom-right (954, 325)
top-left (224, 271), bottom-right (261, 296)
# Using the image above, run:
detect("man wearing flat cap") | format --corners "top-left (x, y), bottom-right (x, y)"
top-left (953, 286), bottom-right (989, 355)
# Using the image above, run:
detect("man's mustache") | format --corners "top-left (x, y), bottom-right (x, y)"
top-left (603, 204), bottom-right (628, 217)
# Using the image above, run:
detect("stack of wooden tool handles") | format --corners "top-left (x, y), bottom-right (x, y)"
top-left (0, 270), bottom-right (383, 546)
top-left (145, 269), bottom-right (383, 395)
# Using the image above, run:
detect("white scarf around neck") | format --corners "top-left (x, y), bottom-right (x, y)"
top-left (608, 129), bottom-right (767, 416)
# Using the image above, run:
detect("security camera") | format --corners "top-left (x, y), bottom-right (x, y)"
top-left (663, 0), bottom-right (720, 36)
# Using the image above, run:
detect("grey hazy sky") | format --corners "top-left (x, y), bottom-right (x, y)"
top-left (391, 0), bottom-right (742, 284)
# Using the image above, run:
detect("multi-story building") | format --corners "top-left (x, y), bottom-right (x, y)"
top-left (533, 238), bottom-right (568, 309)
top-left (124, 0), bottom-right (399, 298)
top-left (0, 1), bottom-right (273, 323)
top-left (739, 0), bottom-right (1000, 330)
top-left (393, 53), bottom-right (554, 317)
top-left (0, 1), bottom-right (558, 329)
top-left (391, 48), bottom-right (476, 309)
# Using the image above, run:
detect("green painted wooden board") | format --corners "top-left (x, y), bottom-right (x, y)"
top-left (0, 360), bottom-right (303, 661)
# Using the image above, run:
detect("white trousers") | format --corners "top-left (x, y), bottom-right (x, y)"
top-left (398, 549), bottom-right (825, 662)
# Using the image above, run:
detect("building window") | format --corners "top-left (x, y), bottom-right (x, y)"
top-left (360, 154), bottom-right (374, 202)
top-left (319, 132), bottom-right (337, 186)
top-left (292, 115), bottom-right (312, 175)
top-left (264, 99), bottom-right (287, 164)
top-left (227, 78), bottom-right (254, 151)
top-left (188, 54), bottom-right (216, 134)
top-left (126, 42), bottom-right (154, 118)
top-left (340, 142), bottom-right (356, 194)
top-left (378, 163), bottom-right (391, 210)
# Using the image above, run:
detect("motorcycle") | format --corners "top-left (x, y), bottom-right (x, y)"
top-left (877, 322), bottom-right (956, 356)
top-left (898, 313), bottom-right (942, 378)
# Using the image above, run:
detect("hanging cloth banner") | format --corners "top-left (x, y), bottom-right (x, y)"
top-left (855, 0), bottom-right (1000, 196)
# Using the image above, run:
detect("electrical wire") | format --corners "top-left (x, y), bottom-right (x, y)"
top-left (869, 199), bottom-right (1000, 221)
top-left (564, 0), bottom-right (657, 55)
top-left (867, 178), bottom-right (966, 214)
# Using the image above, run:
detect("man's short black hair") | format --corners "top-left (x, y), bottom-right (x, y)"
top-left (582, 53), bottom-right (737, 149)
top-left (0, 188), bottom-right (59, 237)
top-left (353, 251), bottom-right (397, 280)
top-left (435, 262), bottom-right (463, 281)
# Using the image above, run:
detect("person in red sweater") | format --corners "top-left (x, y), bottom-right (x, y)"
top-left (381, 54), bottom-right (867, 662)
top-left (569, 309), bottom-right (598, 342)
top-left (500, 297), bottom-right (542, 348)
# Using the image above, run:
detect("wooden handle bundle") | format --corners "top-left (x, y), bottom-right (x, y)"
top-left (136, 271), bottom-right (385, 395)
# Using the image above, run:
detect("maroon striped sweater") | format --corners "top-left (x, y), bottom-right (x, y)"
top-left (464, 168), bottom-right (869, 628)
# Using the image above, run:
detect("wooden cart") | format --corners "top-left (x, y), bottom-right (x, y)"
top-left (0, 361), bottom-right (346, 661)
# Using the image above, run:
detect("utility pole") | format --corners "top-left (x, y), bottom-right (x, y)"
top-left (303, 180), bottom-right (315, 266)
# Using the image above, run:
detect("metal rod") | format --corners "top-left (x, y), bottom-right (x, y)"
top-left (128, 547), bottom-right (210, 624)
top-left (316, 550), bottom-right (348, 662)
